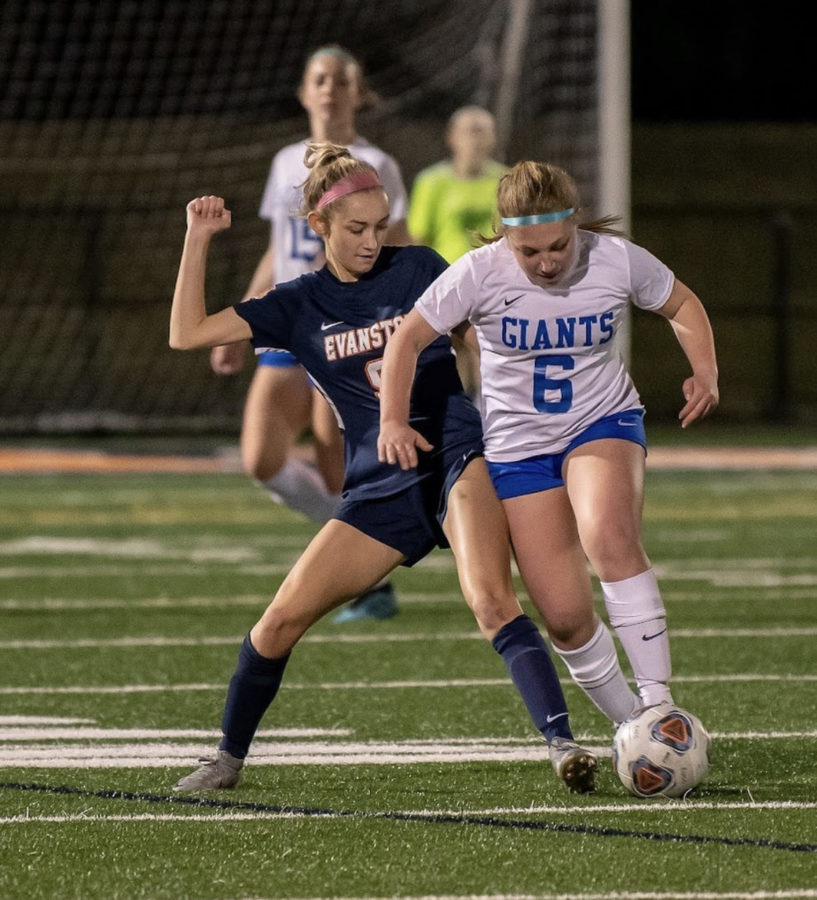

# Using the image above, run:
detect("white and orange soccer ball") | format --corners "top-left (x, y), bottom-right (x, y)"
top-left (612, 704), bottom-right (710, 798)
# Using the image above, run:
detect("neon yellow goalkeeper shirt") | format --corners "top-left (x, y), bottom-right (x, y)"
top-left (408, 160), bottom-right (508, 263)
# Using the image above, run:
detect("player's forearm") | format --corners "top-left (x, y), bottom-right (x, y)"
top-left (379, 311), bottom-right (438, 425)
top-left (379, 333), bottom-right (418, 426)
top-left (170, 231), bottom-right (213, 349)
top-left (669, 294), bottom-right (718, 382)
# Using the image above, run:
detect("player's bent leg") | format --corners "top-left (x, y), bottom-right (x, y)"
top-left (564, 440), bottom-right (672, 707)
top-left (504, 487), bottom-right (639, 727)
top-left (242, 365), bottom-right (341, 522)
top-left (174, 522), bottom-right (404, 792)
top-left (503, 486), bottom-right (597, 646)
top-left (562, 438), bottom-right (649, 581)
top-left (240, 365), bottom-right (311, 482)
top-left (310, 392), bottom-right (401, 623)
top-left (251, 520), bottom-right (404, 657)
top-left (442, 458), bottom-right (520, 637)
top-left (443, 459), bottom-right (597, 793)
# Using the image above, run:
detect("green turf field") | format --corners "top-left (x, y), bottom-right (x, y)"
top-left (1, 467), bottom-right (816, 899)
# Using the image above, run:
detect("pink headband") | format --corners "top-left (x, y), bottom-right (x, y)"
top-left (316, 171), bottom-right (382, 210)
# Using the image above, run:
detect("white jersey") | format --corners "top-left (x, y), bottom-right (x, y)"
top-left (415, 231), bottom-right (675, 462)
top-left (259, 137), bottom-right (408, 284)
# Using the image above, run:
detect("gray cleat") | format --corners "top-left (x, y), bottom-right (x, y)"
top-left (548, 737), bottom-right (597, 794)
top-left (173, 750), bottom-right (244, 792)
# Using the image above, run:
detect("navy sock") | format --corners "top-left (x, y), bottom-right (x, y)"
top-left (492, 614), bottom-right (573, 743)
top-left (219, 634), bottom-right (290, 759)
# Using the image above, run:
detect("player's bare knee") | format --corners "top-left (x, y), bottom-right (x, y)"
top-left (243, 450), bottom-right (287, 482)
top-left (547, 614), bottom-right (597, 650)
top-left (252, 601), bottom-right (309, 655)
top-left (467, 588), bottom-right (522, 637)
top-left (583, 532), bottom-right (643, 575)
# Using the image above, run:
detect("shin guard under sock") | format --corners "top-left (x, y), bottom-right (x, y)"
top-left (492, 614), bottom-right (572, 743)
top-left (554, 620), bottom-right (639, 726)
top-left (219, 634), bottom-right (290, 759)
top-left (602, 568), bottom-right (673, 707)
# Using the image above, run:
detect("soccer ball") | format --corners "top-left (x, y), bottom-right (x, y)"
top-left (612, 704), bottom-right (710, 798)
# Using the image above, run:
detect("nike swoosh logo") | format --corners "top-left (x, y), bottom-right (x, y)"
top-left (617, 420), bottom-right (639, 427)
top-left (321, 321), bottom-right (345, 331)
top-left (642, 628), bottom-right (667, 641)
top-left (546, 712), bottom-right (568, 724)
top-left (504, 294), bottom-right (525, 306)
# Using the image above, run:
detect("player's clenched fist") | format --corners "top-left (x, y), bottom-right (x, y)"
top-left (186, 195), bottom-right (231, 234)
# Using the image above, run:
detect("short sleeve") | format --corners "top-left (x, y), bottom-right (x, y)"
top-left (625, 240), bottom-right (675, 311)
top-left (414, 254), bottom-right (478, 335)
top-left (233, 289), bottom-right (294, 354)
top-left (377, 154), bottom-right (409, 222)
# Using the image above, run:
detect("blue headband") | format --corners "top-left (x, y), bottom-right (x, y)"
top-left (500, 208), bottom-right (575, 226)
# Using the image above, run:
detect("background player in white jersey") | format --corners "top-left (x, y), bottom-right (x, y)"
top-left (378, 159), bottom-right (719, 728)
top-left (168, 144), bottom-right (596, 794)
top-left (210, 45), bottom-right (410, 622)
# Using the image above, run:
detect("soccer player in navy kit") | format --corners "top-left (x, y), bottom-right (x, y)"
top-left (168, 143), bottom-right (597, 794)
top-left (210, 45), bottom-right (410, 622)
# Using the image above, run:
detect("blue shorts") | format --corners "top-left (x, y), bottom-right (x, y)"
top-left (258, 350), bottom-right (299, 368)
top-left (334, 449), bottom-right (483, 567)
top-left (487, 408), bottom-right (646, 500)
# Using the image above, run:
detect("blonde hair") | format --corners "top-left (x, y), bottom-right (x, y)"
top-left (483, 160), bottom-right (624, 242)
top-left (300, 141), bottom-right (380, 218)
top-left (301, 45), bottom-right (378, 107)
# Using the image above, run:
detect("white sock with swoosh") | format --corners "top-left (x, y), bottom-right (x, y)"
top-left (602, 568), bottom-right (673, 708)
top-left (554, 619), bottom-right (639, 726)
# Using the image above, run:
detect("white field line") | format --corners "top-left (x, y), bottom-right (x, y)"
top-left (0, 592), bottom-right (466, 610)
top-left (0, 564), bottom-right (294, 579)
top-left (1, 732), bottom-right (816, 769)
top-left (4, 587), bottom-right (817, 611)
top-left (0, 726), bottom-right (351, 739)
top-left (0, 715), bottom-right (96, 725)
top-left (2, 626), bottom-right (817, 651)
top-left (0, 632), bottom-right (482, 649)
top-left (2, 553), bottom-right (817, 585)
top-left (2, 801), bottom-right (817, 826)
top-left (0, 739), bottom-right (561, 767)
top-left (2, 674), bottom-right (817, 697)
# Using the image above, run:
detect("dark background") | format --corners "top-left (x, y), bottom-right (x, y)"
top-left (1, 2), bottom-right (815, 431)
top-left (632, 2), bottom-right (816, 122)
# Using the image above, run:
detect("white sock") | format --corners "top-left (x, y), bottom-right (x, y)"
top-left (261, 459), bottom-right (339, 524)
top-left (555, 619), bottom-right (639, 726)
top-left (602, 568), bottom-right (673, 707)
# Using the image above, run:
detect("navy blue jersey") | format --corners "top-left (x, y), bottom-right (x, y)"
top-left (235, 245), bottom-right (484, 501)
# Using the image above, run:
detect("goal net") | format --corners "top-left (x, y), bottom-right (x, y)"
top-left (0, 0), bottom-right (613, 433)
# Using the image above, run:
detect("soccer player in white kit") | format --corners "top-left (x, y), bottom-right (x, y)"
top-left (210, 45), bottom-right (410, 622)
top-left (378, 160), bottom-right (719, 727)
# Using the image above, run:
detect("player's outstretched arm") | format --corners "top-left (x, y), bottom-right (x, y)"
top-left (378, 309), bottom-right (439, 470)
top-left (169, 196), bottom-right (252, 352)
top-left (656, 278), bottom-right (719, 428)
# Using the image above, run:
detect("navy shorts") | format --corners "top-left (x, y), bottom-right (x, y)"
top-left (487, 408), bottom-right (646, 500)
top-left (334, 449), bottom-right (483, 566)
